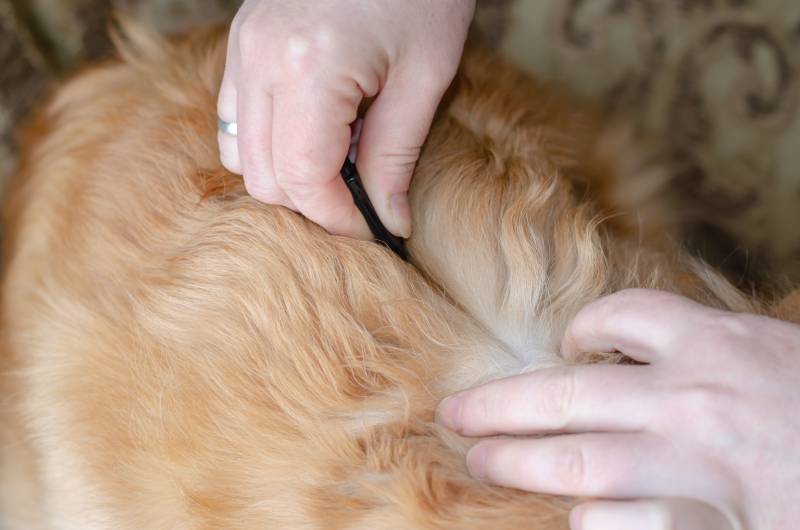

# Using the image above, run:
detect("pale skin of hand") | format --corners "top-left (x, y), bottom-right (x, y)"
top-left (437, 289), bottom-right (800, 530)
top-left (218, 0), bottom-right (475, 239)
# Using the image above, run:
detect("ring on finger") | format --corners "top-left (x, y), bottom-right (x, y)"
top-left (218, 118), bottom-right (238, 137)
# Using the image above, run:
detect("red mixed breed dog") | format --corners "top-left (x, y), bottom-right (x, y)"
top-left (1, 24), bottom-right (791, 529)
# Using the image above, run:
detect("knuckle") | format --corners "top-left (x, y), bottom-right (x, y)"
top-left (467, 389), bottom-right (493, 427)
top-left (283, 34), bottom-right (317, 73)
top-left (685, 308), bottom-right (755, 348)
top-left (710, 313), bottom-right (753, 345)
top-left (554, 445), bottom-right (586, 490)
top-left (537, 369), bottom-right (575, 429)
top-left (274, 156), bottom-right (325, 192)
top-left (237, 18), bottom-right (265, 60)
top-left (681, 387), bottom-right (720, 415)
top-left (228, 9), bottom-right (246, 39)
top-left (676, 386), bottom-right (738, 444)
top-left (277, 27), bottom-right (338, 77)
top-left (416, 62), bottom-right (452, 93)
top-left (243, 174), bottom-right (281, 204)
top-left (690, 320), bottom-right (741, 356)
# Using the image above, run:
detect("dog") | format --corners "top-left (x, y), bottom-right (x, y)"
top-left (0, 24), bottom-right (785, 529)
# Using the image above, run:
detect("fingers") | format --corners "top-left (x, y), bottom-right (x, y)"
top-left (561, 289), bottom-right (722, 363)
top-left (217, 41), bottom-right (242, 175)
top-left (218, 0), bottom-right (475, 238)
top-left (357, 74), bottom-right (448, 238)
top-left (237, 87), bottom-right (294, 207)
top-left (466, 433), bottom-right (712, 499)
top-left (218, 31), bottom-right (292, 207)
top-left (570, 499), bottom-right (739, 530)
top-left (271, 81), bottom-right (372, 239)
top-left (437, 364), bottom-right (658, 436)
top-left (220, 58), bottom-right (375, 237)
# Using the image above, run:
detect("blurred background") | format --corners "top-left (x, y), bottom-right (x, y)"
top-left (1, 0), bottom-right (800, 291)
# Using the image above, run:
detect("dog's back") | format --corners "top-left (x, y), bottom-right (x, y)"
top-left (0, 26), bottom-right (757, 529)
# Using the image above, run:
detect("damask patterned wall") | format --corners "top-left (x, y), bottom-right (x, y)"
top-left (499, 0), bottom-right (800, 287)
top-left (0, 0), bottom-right (239, 188)
top-left (1, 0), bottom-right (799, 288)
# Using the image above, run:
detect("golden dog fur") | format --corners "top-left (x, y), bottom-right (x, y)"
top-left (0, 25), bottom-right (783, 529)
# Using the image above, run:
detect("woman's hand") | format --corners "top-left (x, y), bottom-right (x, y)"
top-left (218, 0), bottom-right (475, 239)
top-left (437, 289), bottom-right (800, 530)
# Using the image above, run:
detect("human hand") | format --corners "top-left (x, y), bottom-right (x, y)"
top-left (437, 289), bottom-right (800, 530)
top-left (218, 0), bottom-right (475, 238)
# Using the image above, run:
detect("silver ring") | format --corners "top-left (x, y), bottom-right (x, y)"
top-left (218, 118), bottom-right (238, 137)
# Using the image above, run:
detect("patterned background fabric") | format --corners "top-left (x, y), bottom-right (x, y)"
top-left (1, 0), bottom-right (799, 289)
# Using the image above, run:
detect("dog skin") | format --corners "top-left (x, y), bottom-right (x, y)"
top-left (0, 24), bottom-right (782, 529)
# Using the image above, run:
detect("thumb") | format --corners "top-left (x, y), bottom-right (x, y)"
top-left (270, 82), bottom-right (372, 240)
top-left (357, 75), bottom-right (447, 238)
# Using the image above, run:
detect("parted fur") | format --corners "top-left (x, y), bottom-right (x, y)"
top-left (0, 25), bottom-right (773, 529)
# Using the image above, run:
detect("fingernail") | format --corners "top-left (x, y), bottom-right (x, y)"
top-left (569, 506), bottom-right (584, 530)
top-left (466, 444), bottom-right (488, 479)
top-left (435, 395), bottom-right (462, 431)
top-left (388, 192), bottom-right (412, 238)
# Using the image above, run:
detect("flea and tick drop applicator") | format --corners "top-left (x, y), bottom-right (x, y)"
top-left (340, 119), bottom-right (408, 261)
